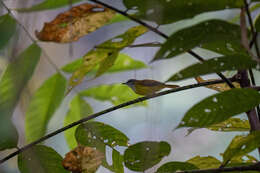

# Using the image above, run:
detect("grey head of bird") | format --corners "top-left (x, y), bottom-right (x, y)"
top-left (122, 79), bottom-right (136, 90)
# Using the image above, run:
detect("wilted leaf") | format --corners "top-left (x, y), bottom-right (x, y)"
top-left (62, 53), bottom-right (147, 74)
top-left (18, 145), bottom-right (68, 173)
top-left (25, 73), bottom-right (67, 143)
top-left (223, 131), bottom-right (260, 165)
top-left (68, 25), bottom-right (147, 91)
top-left (208, 118), bottom-right (250, 132)
top-left (167, 54), bottom-right (257, 82)
top-left (177, 88), bottom-right (260, 128)
top-left (62, 145), bottom-right (104, 173)
top-left (123, 0), bottom-right (243, 24)
top-left (0, 44), bottom-right (41, 150)
top-left (0, 14), bottom-right (16, 49)
top-left (124, 141), bottom-right (171, 172)
top-left (17, 0), bottom-right (82, 12)
top-left (156, 161), bottom-right (198, 173)
top-left (64, 95), bottom-right (93, 149)
top-left (79, 84), bottom-right (146, 107)
top-left (75, 121), bottom-right (129, 148)
top-left (36, 3), bottom-right (115, 43)
top-left (153, 20), bottom-right (243, 61)
top-left (195, 76), bottom-right (240, 92)
top-left (187, 156), bottom-right (221, 169)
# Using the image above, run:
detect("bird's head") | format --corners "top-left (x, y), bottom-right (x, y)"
top-left (122, 79), bottom-right (137, 90)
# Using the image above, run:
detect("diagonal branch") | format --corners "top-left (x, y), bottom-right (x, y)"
top-left (0, 77), bottom-right (238, 164)
top-left (177, 162), bottom-right (260, 173)
top-left (87, 0), bottom-right (235, 88)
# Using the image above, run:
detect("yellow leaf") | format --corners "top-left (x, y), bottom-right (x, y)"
top-left (195, 76), bottom-right (240, 92)
top-left (62, 145), bottom-right (104, 173)
top-left (35, 3), bottom-right (115, 43)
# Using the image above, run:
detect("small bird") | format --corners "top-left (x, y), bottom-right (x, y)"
top-left (122, 79), bottom-right (179, 95)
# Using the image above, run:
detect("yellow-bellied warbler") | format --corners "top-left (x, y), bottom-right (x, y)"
top-left (122, 79), bottom-right (179, 95)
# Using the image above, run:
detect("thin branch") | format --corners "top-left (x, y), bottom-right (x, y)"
top-left (177, 162), bottom-right (260, 173)
top-left (88, 0), bottom-right (235, 89)
top-left (0, 77), bottom-right (238, 164)
top-left (244, 0), bottom-right (260, 59)
top-left (0, 1), bottom-right (63, 75)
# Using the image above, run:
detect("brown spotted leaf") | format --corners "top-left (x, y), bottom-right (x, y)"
top-left (62, 145), bottom-right (104, 173)
top-left (195, 76), bottom-right (240, 92)
top-left (36, 3), bottom-right (115, 43)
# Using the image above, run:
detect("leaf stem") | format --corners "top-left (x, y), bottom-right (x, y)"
top-left (0, 77), bottom-right (238, 165)
top-left (88, 0), bottom-right (235, 88)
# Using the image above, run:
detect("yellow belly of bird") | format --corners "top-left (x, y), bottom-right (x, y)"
top-left (134, 85), bottom-right (165, 95)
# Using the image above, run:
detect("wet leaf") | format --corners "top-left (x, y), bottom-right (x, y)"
top-left (177, 88), bottom-right (260, 128)
top-left (223, 131), bottom-right (260, 164)
top-left (123, 0), bottom-right (243, 24)
top-left (79, 84), bottom-right (146, 107)
top-left (187, 156), bottom-right (221, 169)
top-left (124, 141), bottom-right (171, 172)
top-left (35, 3), bottom-right (115, 43)
top-left (0, 44), bottom-right (41, 150)
top-left (153, 20), bottom-right (243, 61)
top-left (62, 53), bottom-right (147, 74)
top-left (25, 73), bottom-right (66, 143)
top-left (17, 0), bottom-right (83, 12)
top-left (156, 161), bottom-right (198, 173)
top-left (64, 95), bottom-right (93, 149)
top-left (18, 145), bottom-right (68, 173)
top-left (208, 118), bottom-right (250, 132)
top-left (0, 14), bottom-right (16, 49)
top-left (194, 76), bottom-right (240, 92)
top-left (167, 54), bottom-right (257, 81)
top-left (68, 25), bottom-right (147, 91)
top-left (62, 145), bottom-right (104, 173)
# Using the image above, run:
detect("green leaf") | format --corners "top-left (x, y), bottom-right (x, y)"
top-left (79, 84), bottom-right (146, 107)
top-left (18, 145), bottom-right (68, 173)
top-left (106, 14), bottom-right (129, 25)
top-left (124, 141), bottom-right (171, 172)
top-left (208, 118), bottom-right (250, 132)
top-left (75, 121), bottom-right (129, 172)
top-left (0, 44), bottom-right (41, 150)
top-left (178, 88), bottom-right (260, 128)
top-left (112, 149), bottom-right (124, 173)
top-left (223, 131), bottom-right (260, 164)
top-left (68, 25), bottom-right (148, 91)
top-left (0, 14), bottom-right (16, 49)
top-left (153, 20), bottom-right (243, 61)
top-left (17, 0), bottom-right (82, 12)
top-left (25, 73), bottom-right (67, 143)
top-left (62, 53), bottom-right (147, 74)
top-left (167, 54), bottom-right (257, 81)
top-left (156, 161), bottom-right (198, 173)
top-left (123, 0), bottom-right (243, 24)
top-left (187, 156), bottom-right (221, 169)
top-left (64, 95), bottom-right (93, 149)
top-left (75, 121), bottom-right (129, 148)
top-left (254, 13), bottom-right (260, 32)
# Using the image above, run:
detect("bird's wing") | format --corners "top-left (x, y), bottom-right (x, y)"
top-left (139, 80), bottom-right (164, 86)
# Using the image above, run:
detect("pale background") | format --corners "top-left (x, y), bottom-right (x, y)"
top-left (0, 0), bottom-right (259, 172)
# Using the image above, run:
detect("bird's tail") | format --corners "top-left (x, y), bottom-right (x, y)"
top-left (164, 84), bottom-right (180, 88)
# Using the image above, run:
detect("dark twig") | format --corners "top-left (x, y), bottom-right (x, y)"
top-left (0, 78), bottom-right (238, 164)
top-left (177, 162), bottom-right (260, 173)
top-left (88, 0), bottom-right (235, 88)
